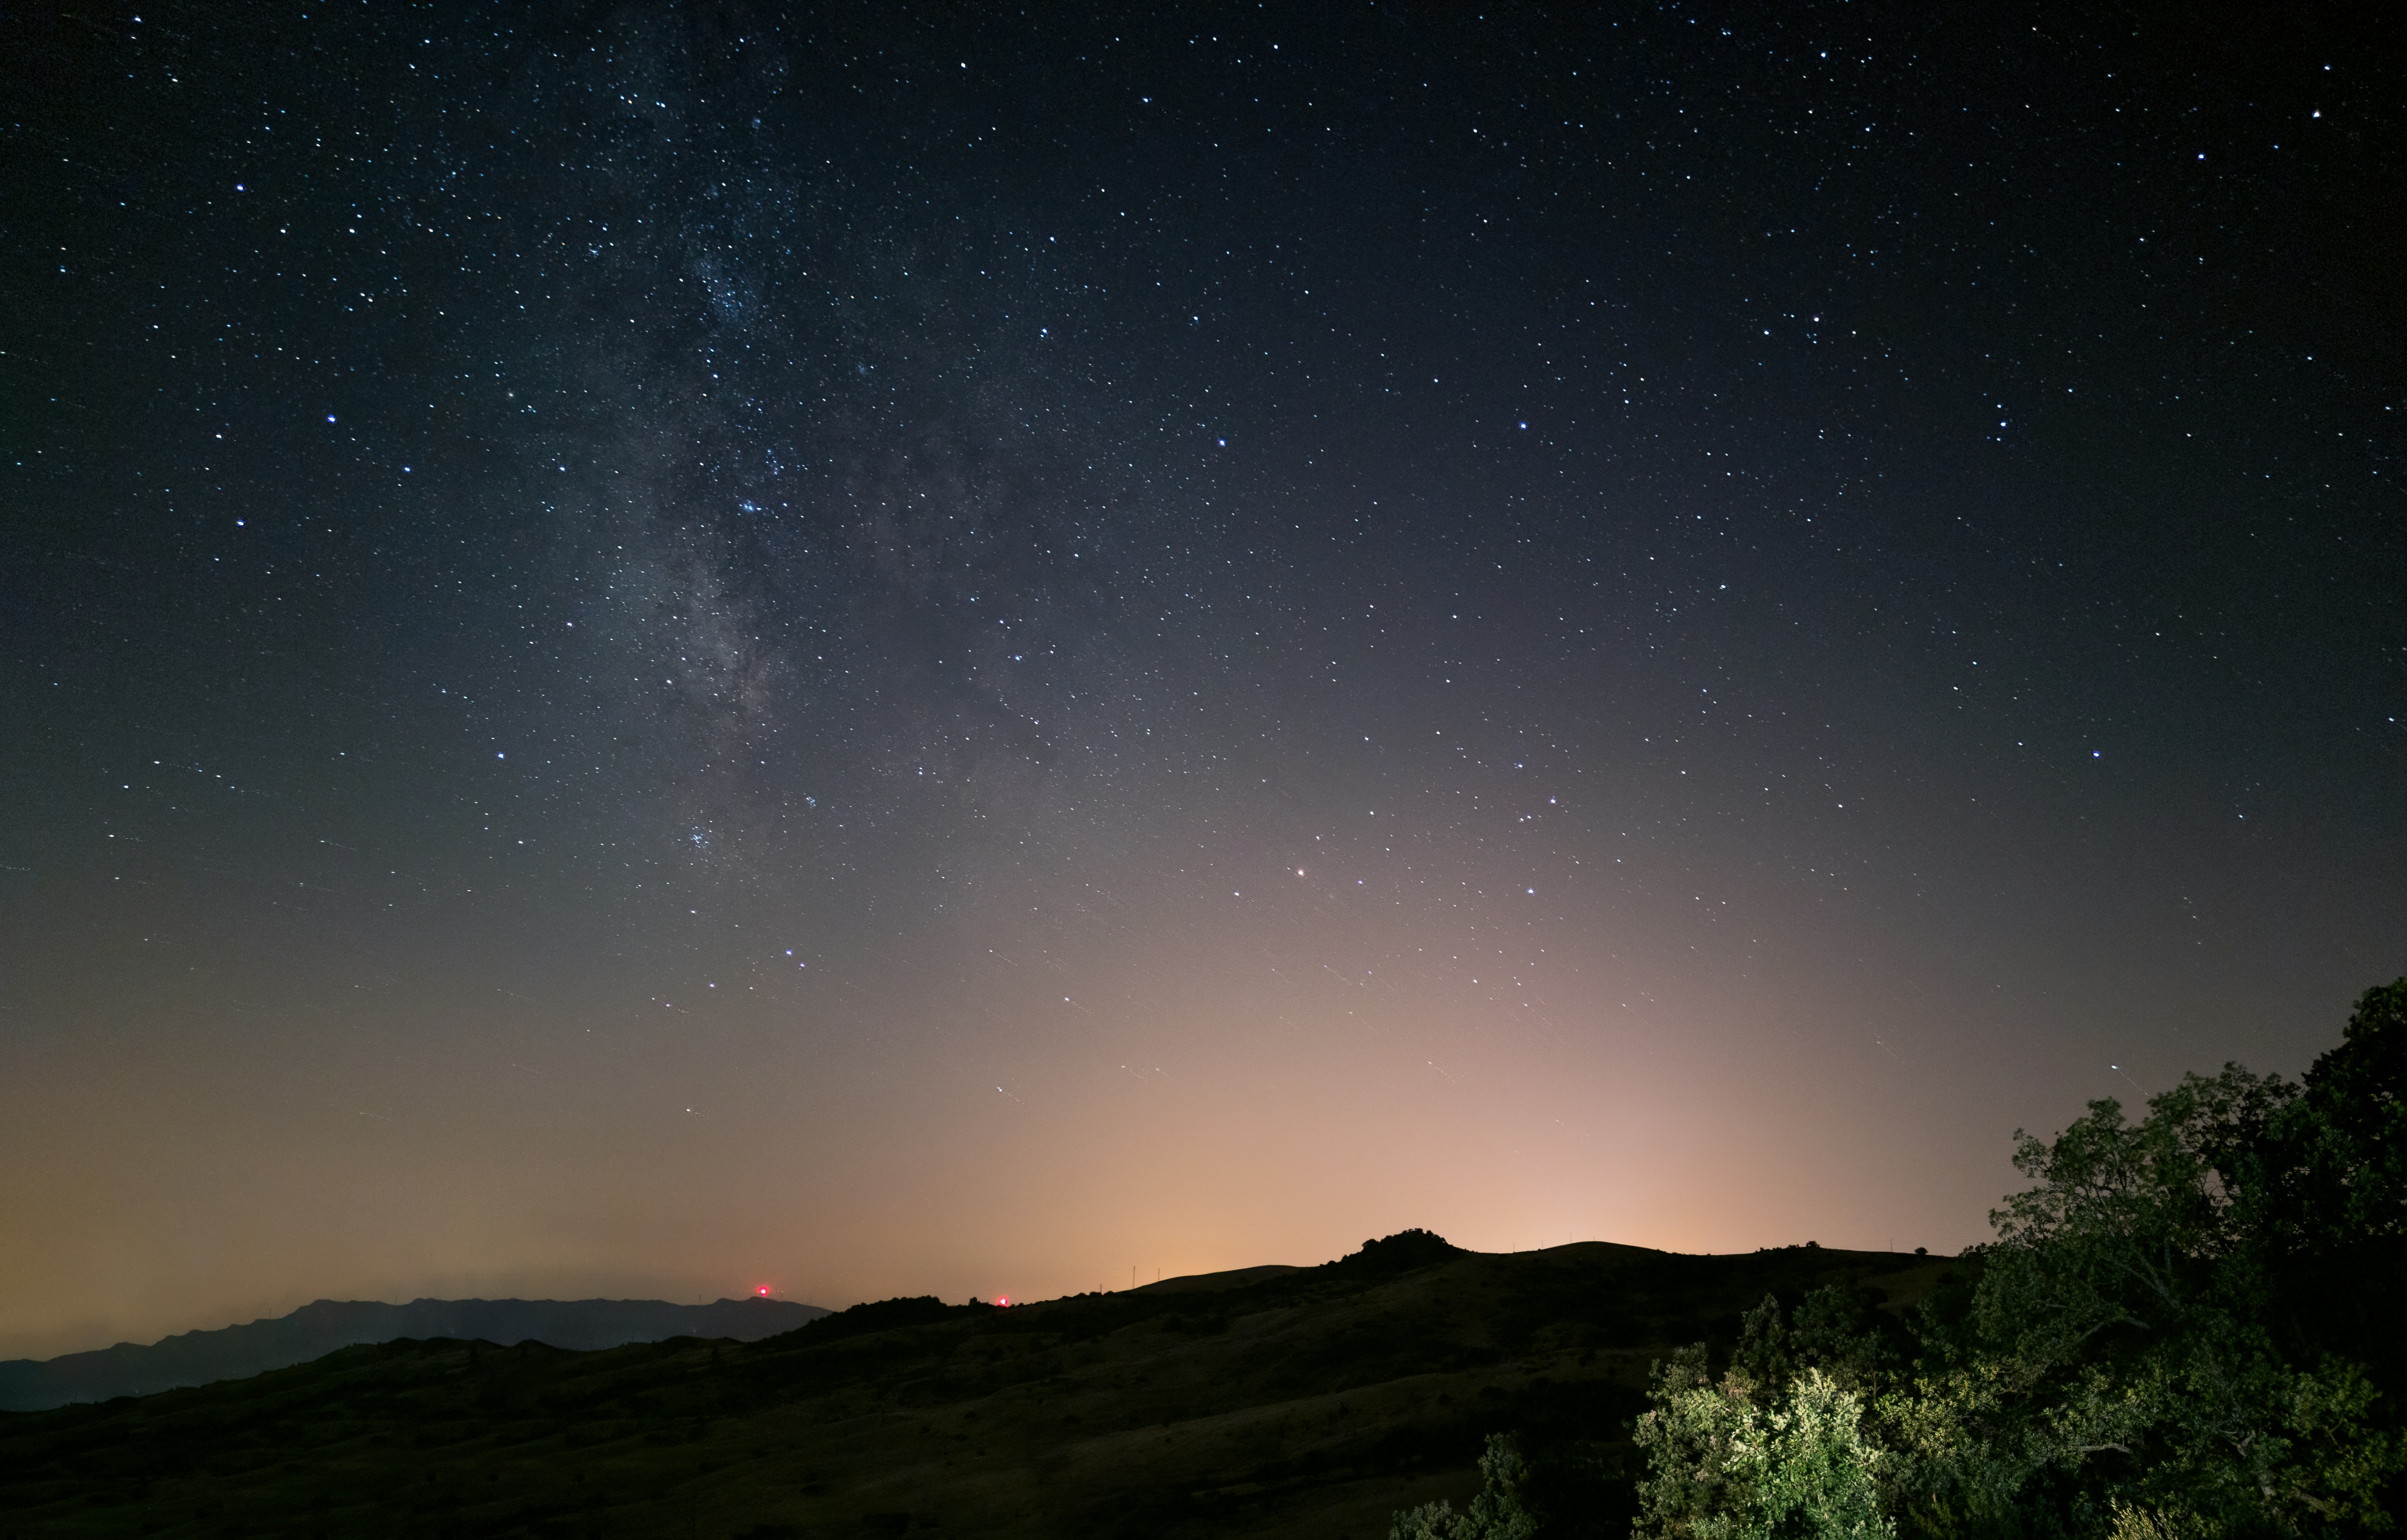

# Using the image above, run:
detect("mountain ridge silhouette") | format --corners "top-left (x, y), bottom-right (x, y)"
top-left (0, 1294), bottom-right (829, 1411)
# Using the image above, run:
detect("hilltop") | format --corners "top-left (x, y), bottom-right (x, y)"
top-left (0, 1237), bottom-right (1952, 1538)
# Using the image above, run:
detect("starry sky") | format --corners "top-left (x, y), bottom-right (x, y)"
top-left (3, 2), bottom-right (2402, 1360)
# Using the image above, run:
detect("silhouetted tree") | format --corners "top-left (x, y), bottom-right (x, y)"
top-left (1342, 1229), bottom-right (1463, 1276)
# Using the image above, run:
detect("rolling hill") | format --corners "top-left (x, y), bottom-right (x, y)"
top-left (0, 1235), bottom-right (1953, 1538)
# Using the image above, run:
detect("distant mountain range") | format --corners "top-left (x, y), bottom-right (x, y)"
top-left (0, 1295), bottom-right (830, 1411)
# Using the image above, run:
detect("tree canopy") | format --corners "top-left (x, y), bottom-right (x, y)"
top-left (1401, 978), bottom-right (2407, 1540)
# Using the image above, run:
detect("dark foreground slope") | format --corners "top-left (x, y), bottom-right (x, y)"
top-left (0, 1241), bottom-right (1954, 1540)
top-left (0, 1299), bottom-right (831, 1412)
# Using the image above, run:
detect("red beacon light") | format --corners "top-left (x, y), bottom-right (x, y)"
top-left (755, 1286), bottom-right (772, 1297)
top-left (996, 1295), bottom-right (1010, 1307)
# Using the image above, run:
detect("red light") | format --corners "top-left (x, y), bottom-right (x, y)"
top-left (998, 1295), bottom-right (1010, 1307)
top-left (757, 1286), bottom-right (770, 1296)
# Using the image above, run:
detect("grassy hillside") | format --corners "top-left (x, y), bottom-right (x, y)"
top-left (0, 1239), bottom-right (1955, 1539)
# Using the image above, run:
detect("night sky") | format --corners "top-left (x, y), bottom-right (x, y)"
top-left (4, 2), bottom-right (2402, 1361)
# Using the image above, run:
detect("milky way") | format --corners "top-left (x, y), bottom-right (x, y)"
top-left (3, 4), bottom-right (2400, 1357)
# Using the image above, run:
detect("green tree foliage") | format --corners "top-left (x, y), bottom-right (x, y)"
top-left (1393, 1432), bottom-right (1543, 1540)
top-left (1631, 1292), bottom-right (1896, 1540)
top-left (1894, 1078), bottom-right (2398, 1538)
top-left (1629, 980), bottom-right (2407, 1540)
